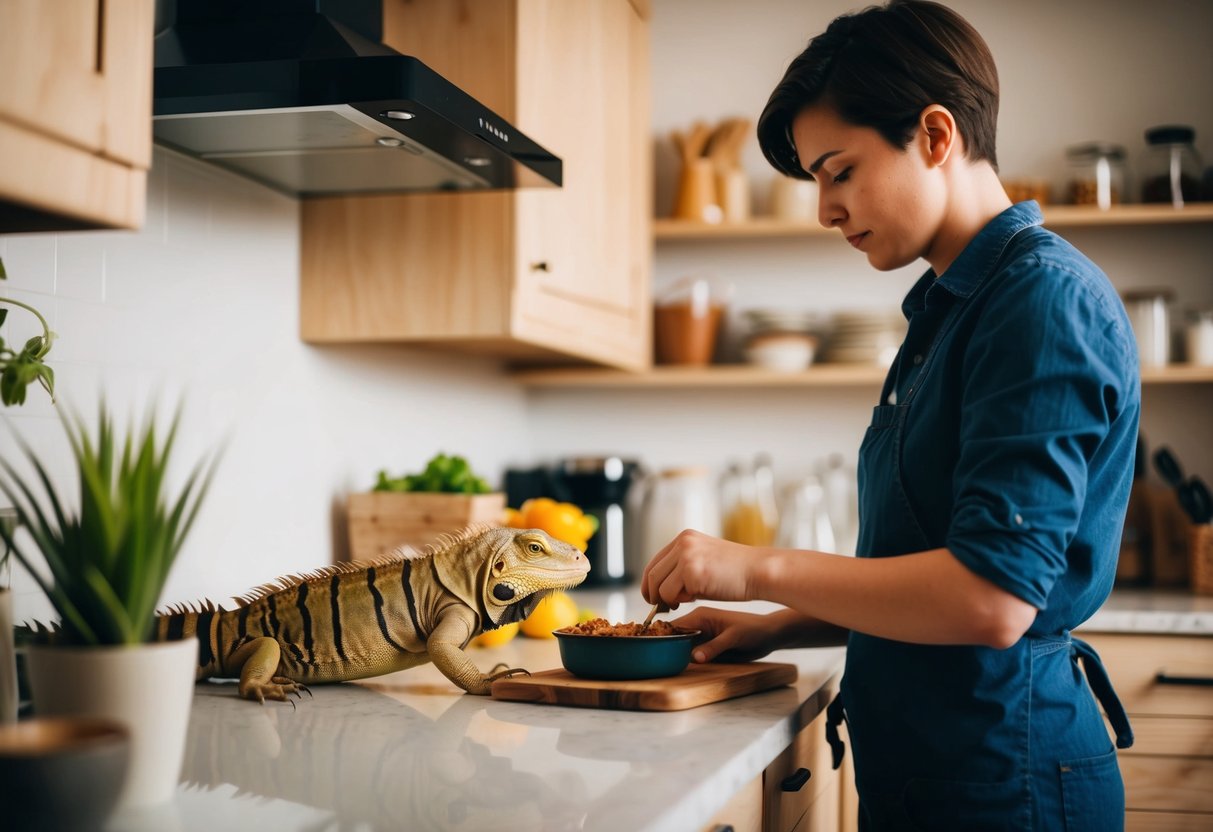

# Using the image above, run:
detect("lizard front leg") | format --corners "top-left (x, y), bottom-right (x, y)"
top-left (225, 637), bottom-right (308, 703)
top-left (427, 614), bottom-right (529, 695)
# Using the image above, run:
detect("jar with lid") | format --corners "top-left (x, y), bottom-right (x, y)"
top-left (1121, 288), bottom-right (1174, 368)
top-left (1065, 143), bottom-right (1126, 209)
top-left (1186, 307), bottom-right (1213, 367)
top-left (1141, 125), bottom-right (1204, 207)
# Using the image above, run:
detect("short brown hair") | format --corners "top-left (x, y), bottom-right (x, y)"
top-left (757, 0), bottom-right (1000, 178)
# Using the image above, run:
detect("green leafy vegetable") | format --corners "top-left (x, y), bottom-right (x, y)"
top-left (373, 453), bottom-right (492, 494)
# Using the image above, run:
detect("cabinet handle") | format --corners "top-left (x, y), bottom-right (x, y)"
top-left (1155, 671), bottom-right (1213, 687)
top-left (530, 261), bottom-right (550, 272)
top-left (709, 826), bottom-right (734, 832)
top-left (780, 767), bottom-right (812, 792)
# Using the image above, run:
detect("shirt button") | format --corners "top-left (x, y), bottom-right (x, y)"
top-left (1015, 514), bottom-right (1024, 526)
top-left (913, 354), bottom-right (924, 365)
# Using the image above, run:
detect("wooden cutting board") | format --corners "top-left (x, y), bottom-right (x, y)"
top-left (490, 661), bottom-right (798, 711)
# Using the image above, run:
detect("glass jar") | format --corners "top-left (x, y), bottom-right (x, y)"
top-left (1186, 307), bottom-right (1213, 367)
top-left (1122, 288), bottom-right (1175, 368)
top-left (1141, 125), bottom-right (1204, 207)
top-left (720, 457), bottom-right (778, 546)
top-left (1065, 143), bottom-right (1126, 209)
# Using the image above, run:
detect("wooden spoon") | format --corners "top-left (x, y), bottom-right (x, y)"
top-left (641, 600), bottom-right (671, 633)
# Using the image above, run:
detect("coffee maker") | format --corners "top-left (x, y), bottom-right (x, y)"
top-left (554, 457), bottom-right (641, 587)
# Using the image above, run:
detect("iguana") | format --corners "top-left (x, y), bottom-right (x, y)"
top-left (153, 525), bottom-right (589, 703)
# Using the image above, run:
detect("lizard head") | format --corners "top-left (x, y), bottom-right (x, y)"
top-left (482, 528), bottom-right (590, 628)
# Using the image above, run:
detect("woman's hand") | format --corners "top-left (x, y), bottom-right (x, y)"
top-left (670, 607), bottom-right (783, 664)
top-left (641, 529), bottom-right (758, 608)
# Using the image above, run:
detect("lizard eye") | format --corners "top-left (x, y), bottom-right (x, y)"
top-left (528, 542), bottom-right (543, 554)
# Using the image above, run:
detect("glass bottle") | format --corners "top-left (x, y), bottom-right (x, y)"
top-left (720, 458), bottom-right (778, 546)
top-left (1065, 142), bottom-right (1127, 210)
top-left (1141, 125), bottom-right (1204, 208)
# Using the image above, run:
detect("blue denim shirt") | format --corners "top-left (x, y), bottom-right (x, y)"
top-left (880, 200), bottom-right (1140, 634)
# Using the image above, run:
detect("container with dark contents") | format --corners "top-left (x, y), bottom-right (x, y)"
top-left (1141, 125), bottom-right (1204, 207)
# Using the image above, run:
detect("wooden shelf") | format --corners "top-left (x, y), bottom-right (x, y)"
top-left (514, 363), bottom-right (1213, 389)
top-left (653, 204), bottom-right (1213, 241)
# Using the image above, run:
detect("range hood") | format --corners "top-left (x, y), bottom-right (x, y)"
top-left (152, 0), bottom-right (561, 197)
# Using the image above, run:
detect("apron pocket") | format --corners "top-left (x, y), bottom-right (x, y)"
top-left (1059, 747), bottom-right (1124, 832)
top-left (901, 774), bottom-right (1029, 831)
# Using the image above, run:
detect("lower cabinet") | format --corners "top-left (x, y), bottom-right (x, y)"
top-left (702, 682), bottom-right (858, 832)
top-left (1077, 632), bottom-right (1213, 831)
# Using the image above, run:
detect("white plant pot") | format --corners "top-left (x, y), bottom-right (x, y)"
top-left (0, 588), bottom-right (15, 723)
top-left (28, 638), bottom-right (198, 809)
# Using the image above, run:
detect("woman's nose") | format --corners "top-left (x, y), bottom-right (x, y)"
top-left (818, 192), bottom-right (845, 229)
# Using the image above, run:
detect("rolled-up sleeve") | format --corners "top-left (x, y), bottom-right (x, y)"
top-left (946, 256), bottom-right (1134, 609)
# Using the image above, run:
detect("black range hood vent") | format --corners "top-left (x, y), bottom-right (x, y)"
top-left (152, 0), bottom-right (561, 197)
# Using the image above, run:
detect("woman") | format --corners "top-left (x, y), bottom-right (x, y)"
top-left (641, 2), bottom-right (1138, 829)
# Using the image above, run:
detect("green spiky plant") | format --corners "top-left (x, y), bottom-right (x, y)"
top-left (0, 402), bottom-right (218, 645)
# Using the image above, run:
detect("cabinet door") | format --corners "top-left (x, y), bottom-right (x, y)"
top-left (0, 0), bottom-right (152, 168)
top-left (512, 0), bottom-right (651, 369)
top-left (764, 711), bottom-right (839, 832)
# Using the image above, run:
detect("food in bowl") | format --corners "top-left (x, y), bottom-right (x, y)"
top-left (560, 618), bottom-right (693, 637)
top-left (554, 618), bottom-right (701, 680)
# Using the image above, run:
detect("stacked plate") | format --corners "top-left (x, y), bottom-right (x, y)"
top-left (823, 310), bottom-right (906, 366)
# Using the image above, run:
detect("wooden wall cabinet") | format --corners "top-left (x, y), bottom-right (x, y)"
top-left (300, 0), bottom-right (652, 370)
top-left (1078, 632), bottom-right (1213, 831)
top-left (0, 0), bottom-right (154, 232)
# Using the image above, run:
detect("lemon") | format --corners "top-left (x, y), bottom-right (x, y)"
top-left (578, 608), bottom-right (597, 623)
top-left (470, 621), bottom-right (520, 648)
top-left (520, 591), bottom-right (580, 638)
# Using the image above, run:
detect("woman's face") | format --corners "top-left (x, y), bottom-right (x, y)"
top-left (791, 104), bottom-right (946, 272)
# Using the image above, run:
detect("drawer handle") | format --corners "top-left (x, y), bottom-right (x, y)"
top-left (530, 261), bottom-right (550, 272)
top-left (709, 827), bottom-right (734, 832)
top-left (780, 767), bottom-right (812, 792)
top-left (1155, 671), bottom-right (1213, 687)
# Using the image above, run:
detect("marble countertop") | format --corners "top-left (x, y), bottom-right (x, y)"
top-left (1078, 588), bottom-right (1213, 635)
top-left (103, 586), bottom-right (1209, 831)
top-left (110, 589), bottom-right (844, 832)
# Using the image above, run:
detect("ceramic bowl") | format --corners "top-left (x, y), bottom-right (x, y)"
top-left (744, 332), bottom-right (818, 372)
top-left (0, 717), bottom-right (130, 832)
top-left (554, 628), bottom-right (701, 680)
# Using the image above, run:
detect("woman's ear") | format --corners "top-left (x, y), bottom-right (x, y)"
top-left (919, 105), bottom-right (957, 167)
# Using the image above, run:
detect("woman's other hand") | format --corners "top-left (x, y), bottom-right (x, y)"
top-left (670, 607), bottom-right (780, 664)
top-left (641, 529), bottom-right (759, 608)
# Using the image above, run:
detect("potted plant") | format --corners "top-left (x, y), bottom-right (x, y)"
top-left (0, 253), bottom-right (56, 723)
top-left (347, 452), bottom-right (505, 560)
top-left (0, 400), bottom-right (218, 808)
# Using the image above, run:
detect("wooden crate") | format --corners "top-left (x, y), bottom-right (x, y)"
top-left (347, 492), bottom-right (506, 561)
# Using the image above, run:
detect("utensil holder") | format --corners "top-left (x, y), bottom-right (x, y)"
top-left (673, 158), bottom-right (720, 222)
top-left (717, 169), bottom-right (750, 223)
top-left (1190, 524), bottom-right (1213, 595)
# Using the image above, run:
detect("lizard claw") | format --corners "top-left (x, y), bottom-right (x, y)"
top-left (242, 677), bottom-right (307, 705)
top-left (484, 666), bottom-right (531, 683)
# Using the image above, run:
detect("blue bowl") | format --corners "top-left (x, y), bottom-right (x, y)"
top-left (554, 628), bottom-right (701, 680)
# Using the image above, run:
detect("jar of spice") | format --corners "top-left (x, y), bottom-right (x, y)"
top-left (1141, 125), bottom-right (1204, 207)
top-left (1065, 143), bottom-right (1126, 209)
top-left (1122, 288), bottom-right (1174, 368)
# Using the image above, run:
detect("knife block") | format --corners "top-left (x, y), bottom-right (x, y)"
top-left (1147, 484), bottom-right (1194, 587)
top-left (1190, 525), bottom-right (1213, 596)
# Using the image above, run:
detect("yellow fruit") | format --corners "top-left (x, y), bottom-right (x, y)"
top-left (577, 608), bottom-right (597, 623)
top-left (502, 507), bottom-right (524, 528)
top-left (470, 621), bottom-right (520, 648)
top-left (520, 591), bottom-right (580, 638)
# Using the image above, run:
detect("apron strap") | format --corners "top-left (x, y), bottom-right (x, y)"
top-left (825, 690), bottom-right (847, 770)
top-left (1072, 636), bottom-right (1135, 749)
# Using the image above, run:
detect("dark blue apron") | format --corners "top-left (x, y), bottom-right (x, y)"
top-left (825, 279), bottom-right (1133, 831)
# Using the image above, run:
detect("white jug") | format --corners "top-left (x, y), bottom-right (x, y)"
top-left (637, 467), bottom-right (722, 567)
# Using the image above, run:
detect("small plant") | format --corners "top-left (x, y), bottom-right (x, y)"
top-left (0, 402), bottom-right (218, 645)
top-left (0, 256), bottom-right (56, 406)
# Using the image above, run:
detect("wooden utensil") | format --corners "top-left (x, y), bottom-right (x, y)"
top-left (641, 600), bottom-right (670, 632)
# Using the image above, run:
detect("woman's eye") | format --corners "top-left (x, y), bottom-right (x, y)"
top-left (832, 167), bottom-right (851, 185)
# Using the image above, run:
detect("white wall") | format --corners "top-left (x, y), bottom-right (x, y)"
top-left (1, 148), bottom-right (530, 623)
top-left (526, 0), bottom-right (1213, 504)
